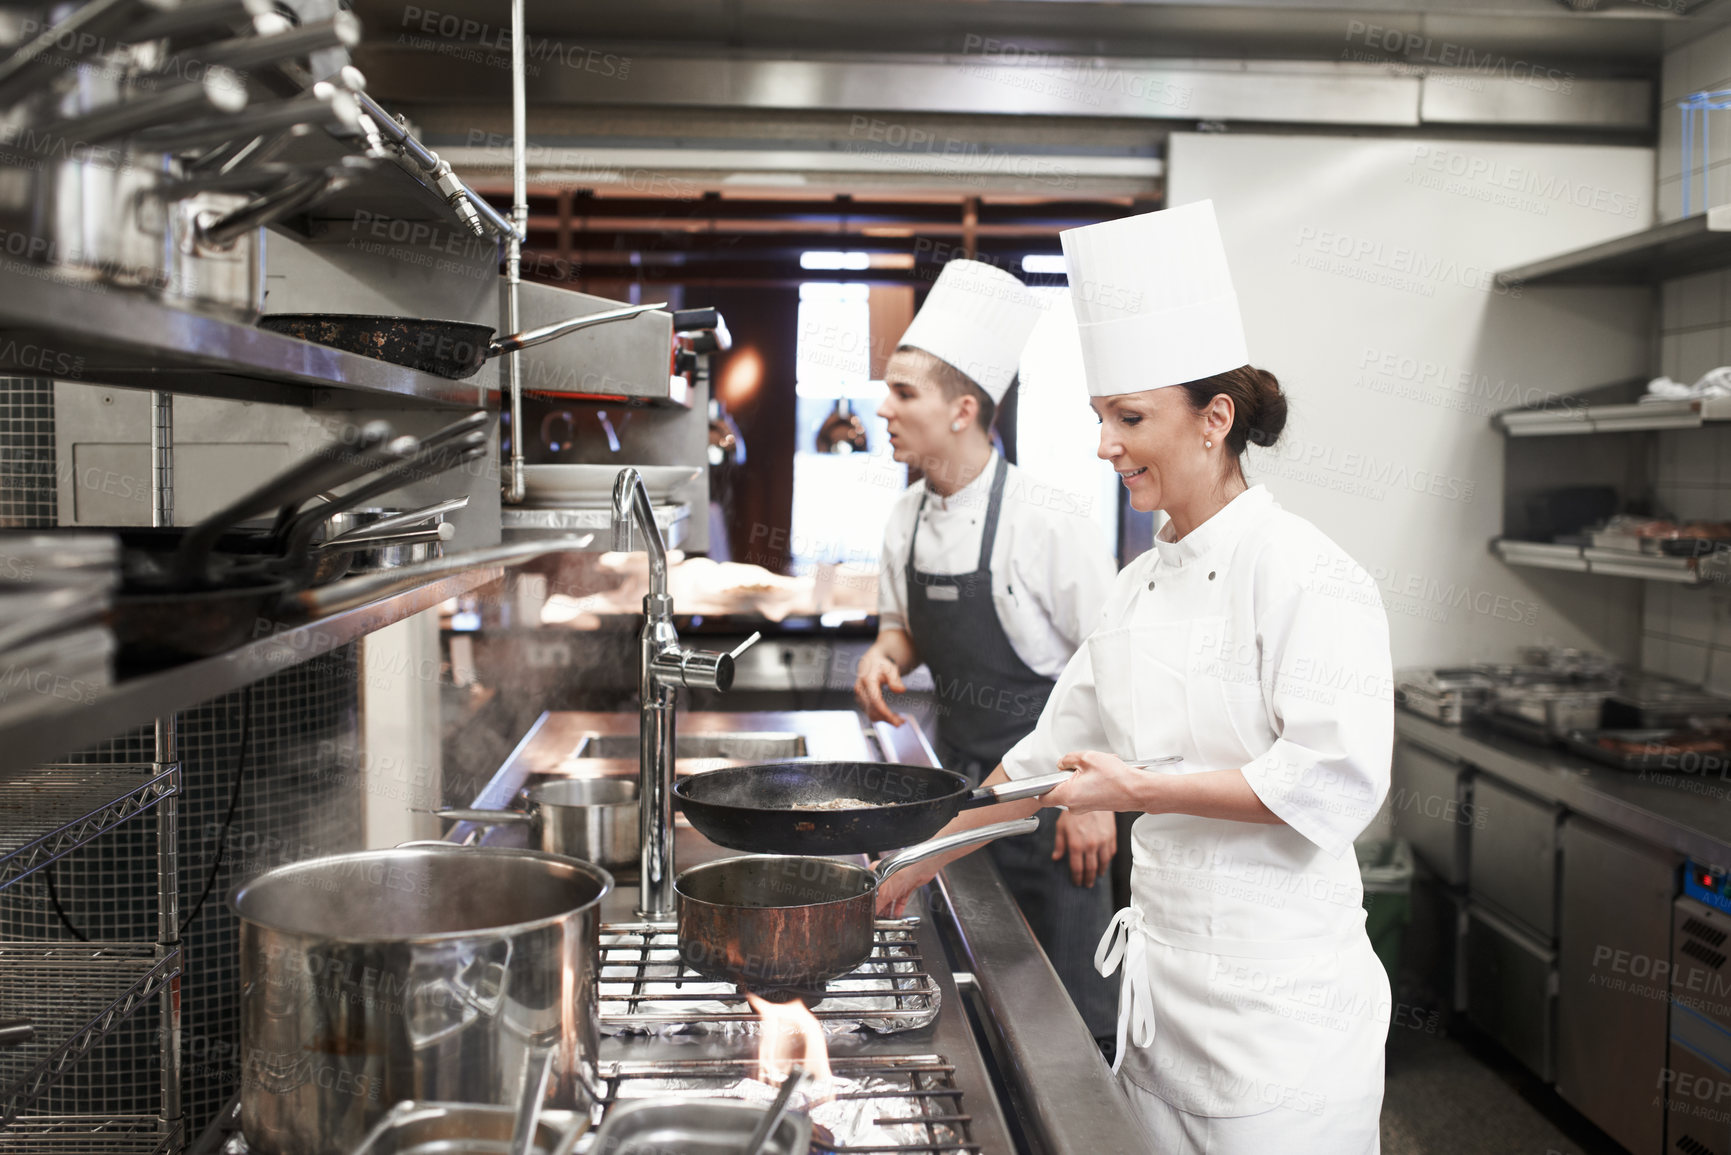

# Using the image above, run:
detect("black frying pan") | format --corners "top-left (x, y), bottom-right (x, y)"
top-left (673, 761), bottom-right (1071, 855)
top-left (259, 301), bottom-right (666, 380)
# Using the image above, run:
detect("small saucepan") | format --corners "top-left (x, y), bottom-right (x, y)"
top-left (675, 816), bottom-right (1038, 992)
top-left (436, 779), bottom-right (640, 874)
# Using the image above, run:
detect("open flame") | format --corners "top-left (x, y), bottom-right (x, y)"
top-left (746, 993), bottom-right (835, 1100)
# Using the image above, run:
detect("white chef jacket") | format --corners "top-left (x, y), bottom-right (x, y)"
top-left (1003, 484), bottom-right (1394, 1144)
top-left (877, 452), bottom-right (1115, 677)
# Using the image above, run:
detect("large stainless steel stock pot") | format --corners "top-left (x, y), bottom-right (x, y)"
top-left (232, 846), bottom-right (611, 1155)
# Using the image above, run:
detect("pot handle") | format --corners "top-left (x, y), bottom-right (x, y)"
top-left (874, 817), bottom-right (1039, 882)
top-left (429, 808), bottom-right (533, 827)
top-left (958, 771), bottom-right (1071, 810)
top-left (490, 302), bottom-right (669, 357)
top-left (196, 160), bottom-right (368, 248)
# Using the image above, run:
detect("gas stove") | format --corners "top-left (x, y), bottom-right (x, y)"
top-left (596, 1055), bottom-right (984, 1154)
top-left (598, 919), bottom-right (942, 1036)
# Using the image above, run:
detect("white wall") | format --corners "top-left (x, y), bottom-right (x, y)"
top-left (1170, 132), bottom-right (1655, 668)
top-left (359, 609), bottom-right (445, 849)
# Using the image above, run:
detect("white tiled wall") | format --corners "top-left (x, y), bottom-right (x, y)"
top-left (1641, 582), bottom-right (1731, 694)
top-left (1645, 273), bottom-right (1731, 688)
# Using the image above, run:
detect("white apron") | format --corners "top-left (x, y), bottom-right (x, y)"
top-left (1086, 509), bottom-right (1390, 1152)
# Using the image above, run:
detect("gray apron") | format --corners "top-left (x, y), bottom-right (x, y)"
top-left (905, 456), bottom-right (1118, 1042)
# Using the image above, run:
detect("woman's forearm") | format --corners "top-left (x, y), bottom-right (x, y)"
top-left (1133, 768), bottom-right (1283, 825)
top-left (897, 764), bottom-right (1044, 867)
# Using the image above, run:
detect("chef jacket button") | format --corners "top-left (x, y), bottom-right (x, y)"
top-left (1147, 580), bottom-right (1156, 591)
top-left (1208, 570), bottom-right (1217, 580)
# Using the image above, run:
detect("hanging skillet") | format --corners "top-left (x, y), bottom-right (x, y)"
top-left (257, 301), bottom-right (667, 380)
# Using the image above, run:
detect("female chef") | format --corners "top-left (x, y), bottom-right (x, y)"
top-left (876, 202), bottom-right (1394, 1153)
top-left (853, 258), bottom-right (1122, 1046)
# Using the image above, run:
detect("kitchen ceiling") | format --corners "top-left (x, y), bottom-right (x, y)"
top-left (349, 0), bottom-right (1701, 67)
top-left (341, 0), bottom-right (1696, 291)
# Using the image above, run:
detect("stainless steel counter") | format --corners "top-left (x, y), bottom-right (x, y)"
top-left (475, 709), bottom-right (1149, 1155)
top-left (1397, 711), bottom-right (1731, 864)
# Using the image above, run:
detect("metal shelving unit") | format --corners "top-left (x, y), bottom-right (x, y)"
top-left (4, 1114), bottom-right (182, 1153)
top-left (0, 942), bottom-right (183, 1126)
top-left (1497, 394), bottom-right (1731, 435)
top-left (502, 503), bottom-right (691, 547)
top-left (1498, 204), bottom-right (1731, 286)
top-left (0, 260), bottom-right (488, 410)
top-left (0, 765), bottom-right (179, 894)
top-left (0, 569), bottom-right (500, 776)
top-left (1492, 539), bottom-right (1709, 585)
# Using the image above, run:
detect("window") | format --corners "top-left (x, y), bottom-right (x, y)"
top-left (790, 278), bottom-right (906, 575)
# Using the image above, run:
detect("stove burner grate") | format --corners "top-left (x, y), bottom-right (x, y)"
top-left (595, 1054), bottom-right (983, 1154)
top-left (598, 920), bottom-right (940, 1035)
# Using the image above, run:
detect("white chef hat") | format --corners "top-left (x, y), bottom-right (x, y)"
top-left (1060, 200), bottom-right (1249, 398)
top-left (897, 258), bottom-right (1043, 403)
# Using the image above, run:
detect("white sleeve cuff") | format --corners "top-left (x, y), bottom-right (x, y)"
top-left (1240, 745), bottom-right (1379, 860)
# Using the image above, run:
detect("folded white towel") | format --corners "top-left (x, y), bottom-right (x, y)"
top-left (1642, 369), bottom-right (1731, 401)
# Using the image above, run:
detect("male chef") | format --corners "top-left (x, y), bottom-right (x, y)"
top-left (854, 258), bottom-right (1121, 1047)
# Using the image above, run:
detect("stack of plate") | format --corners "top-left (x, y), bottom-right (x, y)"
top-left (0, 533), bottom-right (120, 727)
top-left (522, 464), bottom-right (700, 509)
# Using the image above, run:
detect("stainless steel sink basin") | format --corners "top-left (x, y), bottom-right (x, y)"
top-left (570, 732), bottom-right (808, 761)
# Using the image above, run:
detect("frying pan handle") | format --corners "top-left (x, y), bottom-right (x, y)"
top-left (490, 302), bottom-right (668, 357)
top-left (874, 817), bottom-right (1040, 881)
top-left (960, 772), bottom-right (1072, 809)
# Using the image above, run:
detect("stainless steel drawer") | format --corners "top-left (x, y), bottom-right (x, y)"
top-left (1465, 903), bottom-right (1557, 1082)
top-left (1392, 741), bottom-right (1473, 887)
top-left (1469, 775), bottom-right (1560, 941)
top-left (1556, 819), bottom-right (1676, 1155)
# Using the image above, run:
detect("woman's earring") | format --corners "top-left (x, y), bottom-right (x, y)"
top-left (1204, 439), bottom-right (1213, 449)
top-left (952, 420), bottom-right (965, 433)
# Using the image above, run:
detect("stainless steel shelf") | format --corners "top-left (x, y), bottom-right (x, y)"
top-left (1492, 539), bottom-right (1590, 573)
top-left (4, 1115), bottom-right (181, 1153)
top-left (1492, 538), bottom-right (1706, 585)
top-left (0, 570), bottom-right (497, 772)
top-left (1497, 395), bottom-right (1731, 435)
top-left (1499, 206), bottom-right (1731, 286)
top-left (0, 764), bottom-right (179, 895)
top-left (0, 944), bottom-right (182, 1125)
top-left (502, 503), bottom-right (690, 548)
top-left (0, 259), bottom-right (487, 409)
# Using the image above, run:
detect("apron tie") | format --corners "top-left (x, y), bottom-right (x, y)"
top-left (1095, 906), bottom-right (1154, 1074)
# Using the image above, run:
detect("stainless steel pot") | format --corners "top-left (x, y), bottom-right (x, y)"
top-left (233, 846), bottom-right (612, 1155)
top-left (26, 151), bottom-right (358, 320)
top-left (438, 779), bottom-right (641, 875)
top-left (350, 1101), bottom-right (587, 1155)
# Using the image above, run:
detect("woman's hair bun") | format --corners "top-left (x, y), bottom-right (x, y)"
top-left (1243, 367), bottom-right (1287, 450)
top-left (1179, 365), bottom-right (1287, 455)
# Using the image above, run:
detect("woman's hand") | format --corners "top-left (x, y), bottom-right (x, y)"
top-left (873, 861), bottom-right (938, 917)
top-left (1049, 750), bottom-right (1157, 814)
top-left (1053, 809), bottom-right (1116, 887)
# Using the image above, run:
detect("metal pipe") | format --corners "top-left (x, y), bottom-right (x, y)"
top-left (503, 0), bottom-right (528, 498)
top-left (154, 715), bottom-right (181, 1138)
top-left (350, 90), bottom-right (519, 241)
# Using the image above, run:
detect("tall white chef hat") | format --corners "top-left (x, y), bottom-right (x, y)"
top-left (1060, 199), bottom-right (1249, 398)
top-left (897, 258), bottom-right (1043, 404)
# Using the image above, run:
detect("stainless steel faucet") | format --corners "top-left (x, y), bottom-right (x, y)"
top-left (610, 467), bottom-right (759, 918)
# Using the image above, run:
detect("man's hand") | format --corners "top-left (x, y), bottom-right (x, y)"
top-left (1053, 809), bottom-right (1117, 888)
top-left (854, 650), bottom-right (908, 726)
